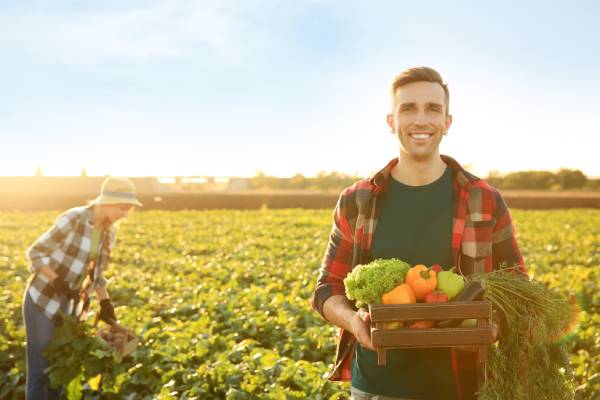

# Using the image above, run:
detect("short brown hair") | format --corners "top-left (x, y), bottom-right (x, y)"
top-left (391, 66), bottom-right (450, 116)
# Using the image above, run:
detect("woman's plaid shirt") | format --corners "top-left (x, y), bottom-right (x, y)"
top-left (26, 206), bottom-right (116, 321)
top-left (310, 155), bottom-right (526, 398)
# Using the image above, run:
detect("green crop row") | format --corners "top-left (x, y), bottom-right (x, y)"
top-left (0, 209), bottom-right (598, 399)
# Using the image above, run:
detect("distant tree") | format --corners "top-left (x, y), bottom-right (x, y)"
top-left (35, 164), bottom-right (42, 177)
top-left (502, 171), bottom-right (557, 190)
top-left (585, 178), bottom-right (600, 191)
top-left (248, 171), bottom-right (362, 191)
top-left (555, 168), bottom-right (587, 189)
top-left (289, 174), bottom-right (308, 190)
top-left (249, 171), bottom-right (279, 190)
top-left (81, 166), bottom-right (88, 177)
top-left (486, 170), bottom-right (505, 188)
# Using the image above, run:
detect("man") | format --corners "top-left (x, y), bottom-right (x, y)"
top-left (310, 66), bottom-right (525, 400)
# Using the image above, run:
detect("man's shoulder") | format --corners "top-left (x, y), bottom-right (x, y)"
top-left (443, 154), bottom-right (503, 199)
top-left (341, 178), bottom-right (375, 195)
top-left (339, 178), bottom-right (376, 201)
top-left (463, 173), bottom-right (509, 216)
top-left (333, 178), bottom-right (378, 217)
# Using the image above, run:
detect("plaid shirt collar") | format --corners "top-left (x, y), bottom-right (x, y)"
top-left (369, 154), bottom-right (478, 196)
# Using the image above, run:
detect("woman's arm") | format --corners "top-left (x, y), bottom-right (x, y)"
top-left (26, 210), bottom-right (79, 273)
top-left (95, 285), bottom-right (109, 301)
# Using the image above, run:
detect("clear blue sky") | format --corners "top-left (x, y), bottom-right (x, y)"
top-left (1, 0), bottom-right (599, 177)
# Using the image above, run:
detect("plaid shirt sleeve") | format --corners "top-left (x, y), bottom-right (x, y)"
top-left (26, 210), bottom-right (80, 273)
top-left (94, 228), bottom-right (117, 288)
top-left (491, 190), bottom-right (526, 274)
top-left (311, 190), bottom-right (355, 320)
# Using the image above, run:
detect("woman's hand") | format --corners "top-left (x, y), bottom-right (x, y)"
top-left (99, 299), bottom-right (117, 324)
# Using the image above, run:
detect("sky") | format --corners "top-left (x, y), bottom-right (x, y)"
top-left (1, 0), bottom-right (599, 178)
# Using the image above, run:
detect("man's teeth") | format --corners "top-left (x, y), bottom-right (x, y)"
top-left (411, 134), bottom-right (430, 139)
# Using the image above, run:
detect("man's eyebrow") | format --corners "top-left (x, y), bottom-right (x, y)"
top-left (399, 102), bottom-right (444, 110)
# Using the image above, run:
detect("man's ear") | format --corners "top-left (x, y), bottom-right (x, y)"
top-left (386, 114), bottom-right (395, 134)
top-left (443, 114), bottom-right (453, 134)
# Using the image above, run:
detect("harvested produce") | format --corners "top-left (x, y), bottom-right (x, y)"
top-left (430, 264), bottom-right (443, 273)
top-left (423, 290), bottom-right (449, 304)
top-left (437, 281), bottom-right (484, 328)
top-left (382, 283), bottom-right (416, 305)
top-left (410, 290), bottom-right (449, 329)
top-left (437, 270), bottom-right (465, 299)
top-left (344, 258), bottom-right (410, 307)
top-left (98, 325), bottom-right (130, 352)
top-left (405, 264), bottom-right (437, 300)
top-left (471, 268), bottom-right (577, 400)
top-left (44, 315), bottom-right (131, 393)
top-left (381, 282), bottom-right (416, 330)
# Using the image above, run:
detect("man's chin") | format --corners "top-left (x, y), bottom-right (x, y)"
top-left (403, 149), bottom-right (438, 160)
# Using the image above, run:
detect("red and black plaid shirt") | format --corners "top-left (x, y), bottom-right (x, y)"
top-left (311, 155), bottom-right (526, 399)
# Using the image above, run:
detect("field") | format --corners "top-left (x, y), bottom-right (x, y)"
top-left (0, 209), bottom-right (598, 399)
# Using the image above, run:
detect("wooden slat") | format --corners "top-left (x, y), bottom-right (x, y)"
top-left (371, 327), bottom-right (495, 348)
top-left (369, 301), bottom-right (491, 322)
top-left (478, 317), bottom-right (489, 365)
top-left (377, 349), bottom-right (387, 365)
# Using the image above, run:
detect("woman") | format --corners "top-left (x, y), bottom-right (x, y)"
top-left (22, 176), bottom-right (142, 399)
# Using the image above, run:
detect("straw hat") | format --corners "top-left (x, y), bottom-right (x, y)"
top-left (92, 177), bottom-right (142, 207)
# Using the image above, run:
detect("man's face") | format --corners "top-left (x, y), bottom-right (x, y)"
top-left (387, 81), bottom-right (452, 160)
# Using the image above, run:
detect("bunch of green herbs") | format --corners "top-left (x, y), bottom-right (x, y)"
top-left (471, 268), bottom-right (577, 400)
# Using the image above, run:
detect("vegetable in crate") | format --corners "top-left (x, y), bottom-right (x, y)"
top-left (382, 283), bottom-right (416, 305)
top-left (409, 289), bottom-right (449, 329)
top-left (344, 258), bottom-right (410, 308)
top-left (423, 290), bottom-right (449, 303)
top-left (380, 283), bottom-right (416, 329)
top-left (436, 270), bottom-right (465, 299)
top-left (405, 264), bottom-right (437, 300)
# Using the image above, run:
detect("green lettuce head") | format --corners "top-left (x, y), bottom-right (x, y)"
top-left (344, 258), bottom-right (410, 308)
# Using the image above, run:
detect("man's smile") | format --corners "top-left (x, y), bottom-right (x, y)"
top-left (409, 132), bottom-right (434, 141)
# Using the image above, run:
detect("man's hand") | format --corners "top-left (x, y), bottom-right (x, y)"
top-left (491, 322), bottom-right (500, 342)
top-left (51, 277), bottom-right (79, 299)
top-left (352, 308), bottom-right (376, 351)
top-left (322, 295), bottom-right (377, 351)
top-left (99, 299), bottom-right (117, 324)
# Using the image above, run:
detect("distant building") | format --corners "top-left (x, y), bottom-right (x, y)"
top-left (226, 178), bottom-right (250, 191)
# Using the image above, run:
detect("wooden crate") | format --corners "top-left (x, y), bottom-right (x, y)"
top-left (369, 301), bottom-right (494, 367)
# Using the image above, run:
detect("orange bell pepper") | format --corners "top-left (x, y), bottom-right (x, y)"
top-left (405, 264), bottom-right (437, 301)
top-left (382, 283), bottom-right (416, 305)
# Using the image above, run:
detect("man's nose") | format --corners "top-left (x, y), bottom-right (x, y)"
top-left (414, 110), bottom-right (429, 124)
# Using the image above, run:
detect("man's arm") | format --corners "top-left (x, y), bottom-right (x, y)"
top-left (323, 295), bottom-right (375, 351)
top-left (311, 190), bottom-right (376, 348)
top-left (310, 192), bottom-right (355, 317)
